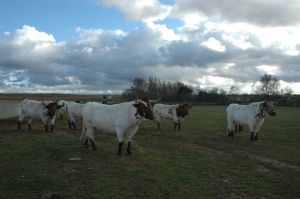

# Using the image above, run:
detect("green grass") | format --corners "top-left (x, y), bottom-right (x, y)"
top-left (0, 105), bottom-right (299, 199)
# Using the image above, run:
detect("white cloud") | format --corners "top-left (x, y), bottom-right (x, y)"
top-left (172, 0), bottom-right (300, 27)
top-left (197, 75), bottom-right (234, 90)
top-left (201, 37), bottom-right (226, 52)
top-left (97, 0), bottom-right (171, 22)
top-left (14, 25), bottom-right (55, 45)
top-left (256, 65), bottom-right (282, 76)
top-left (146, 21), bottom-right (180, 41)
top-left (181, 13), bottom-right (206, 28)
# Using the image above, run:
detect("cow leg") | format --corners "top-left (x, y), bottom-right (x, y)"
top-left (251, 132), bottom-right (255, 141)
top-left (26, 118), bottom-right (32, 130)
top-left (17, 116), bottom-right (25, 130)
top-left (118, 142), bottom-right (124, 156)
top-left (126, 142), bottom-right (131, 155)
top-left (50, 125), bottom-right (54, 132)
top-left (17, 121), bottom-right (21, 130)
top-left (84, 138), bottom-right (89, 148)
top-left (90, 138), bottom-right (97, 150)
top-left (85, 127), bottom-right (96, 150)
top-left (45, 125), bottom-right (48, 132)
top-left (178, 123), bottom-right (181, 131)
top-left (157, 122), bottom-right (161, 130)
top-left (72, 121), bottom-right (77, 130)
top-left (239, 125), bottom-right (243, 132)
top-left (68, 119), bottom-right (72, 129)
top-left (228, 130), bottom-right (234, 137)
top-left (227, 121), bottom-right (235, 137)
top-left (174, 122), bottom-right (178, 131)
top-left (255, 132), bottom-right (259, 141)
top-left (116, 129), bottom-right (125, 156)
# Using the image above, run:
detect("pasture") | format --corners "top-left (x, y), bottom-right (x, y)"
top-left (0, 105), bottom-right (299, 199)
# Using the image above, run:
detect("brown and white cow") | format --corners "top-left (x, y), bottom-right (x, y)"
top-left (80, 99), bottom-right (155, 156)
top-left (153, 103), bottom-right (192, 131)
top-left (17, 99), bottom-right (64, 132)
top-left (227, 100), bottom-right (276, 141)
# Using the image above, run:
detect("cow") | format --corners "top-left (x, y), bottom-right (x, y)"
top-left (17, 99), bottom-right (64, 132)
top-left (153, 103), bottom-right (192, 131)
top-left (80, 99), bottom-right (155, 156)
top-left (58, 100), bottom-right (84, 130)
top-left (226, 100), bottom-right (276, 141)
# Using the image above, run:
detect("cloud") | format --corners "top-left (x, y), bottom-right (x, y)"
top-left (97, 0), bottom-right (171, 22)
top-left (1, 21), bottom-right (300, 93)
top-left (172, 0), bottom-right (300, 27)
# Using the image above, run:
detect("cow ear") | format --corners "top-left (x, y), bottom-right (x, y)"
top-left (133, 103), bottom-right (140, 108)
top-left (58, 102), bottom-right (64, 109)
top-left (43, 102), bottom-right (50, 109)
top-left (263, 101), bottom-right (267, 106)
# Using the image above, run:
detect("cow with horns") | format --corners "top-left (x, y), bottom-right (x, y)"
top-left (17, 99), bottom-right (64, 132)
top-left (80, 98), bottom-right (156, 156)
top-left (153, 103), bottom-right (192, 131)
top-left (226, 100), bottom-right (276, 141)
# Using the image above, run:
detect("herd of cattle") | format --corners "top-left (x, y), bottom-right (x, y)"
top-left (1, 98), bottom-right (276, 156)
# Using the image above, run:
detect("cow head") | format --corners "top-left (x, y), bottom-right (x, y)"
top-left (176, 103), bottom-right (192, 118)
top-left (133, 99), bottom-right (155, 120)
top-left (262, 101), bottom-right (276, 116)
top-left (43, 102), bottom-right (64, 119)
top-left (57, 100), bottom-right (68, 113)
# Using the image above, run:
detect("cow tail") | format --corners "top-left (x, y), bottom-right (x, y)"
top-left (80, 120), bottom-right (86, 143)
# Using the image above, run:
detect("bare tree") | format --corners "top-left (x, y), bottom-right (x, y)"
top-left (280, 86), bottom-right (293, 95)
top-left (229, 85), bottom-right (240, 95)
top-left (255, 74), bottom-right (280, 95)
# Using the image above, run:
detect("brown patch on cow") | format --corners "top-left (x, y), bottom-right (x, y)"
top-left (176, 103), bottom-right (192, 118)
top-left (45, 102), bottom-right (64, 119)
top-left (250, 155), bottom-right (300, 171)
top-left (133, 100), bottom-right (154, 120)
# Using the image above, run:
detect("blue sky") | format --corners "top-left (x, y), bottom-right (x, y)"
top-left (0, 0), bottom-right (143, 41)
top-left (1, 0), bottom-right (300, 94)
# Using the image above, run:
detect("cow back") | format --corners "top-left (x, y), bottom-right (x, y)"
top-left (82, 101), bottom-right (138, 133)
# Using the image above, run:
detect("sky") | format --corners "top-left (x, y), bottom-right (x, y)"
top-left (1, 0), bottom-right (300, 94)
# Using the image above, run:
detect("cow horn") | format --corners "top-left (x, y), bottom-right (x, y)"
top-left (149, 97), bottom-right (161, 103)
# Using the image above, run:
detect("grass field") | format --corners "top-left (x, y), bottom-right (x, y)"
top-left (0, 105), bottom-right (299, 199)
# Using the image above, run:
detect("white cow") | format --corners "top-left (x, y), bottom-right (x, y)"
top-left (58, 100), bottom-right (84, 130)
top-left (153, 103), bottom-right (192, 131)
top-left (17, 99), bottom-right (64, 132)
top-left (226, 100), bottom-right (276, 141)
top-left (80, 99), bottom-right (154, 156)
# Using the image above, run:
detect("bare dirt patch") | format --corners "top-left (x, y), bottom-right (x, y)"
top-left (63, 162), bottom-right (82, 174)
top-left (251, 155), bottom-right (300, 171)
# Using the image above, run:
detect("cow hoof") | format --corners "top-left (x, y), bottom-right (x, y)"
top-left (92, 147), bottom-right (98, 151)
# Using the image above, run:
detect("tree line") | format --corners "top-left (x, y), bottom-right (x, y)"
top-left (122, 77), bottom-right (193, 102)
top-left (122, 75), bottom-right (300, 106)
